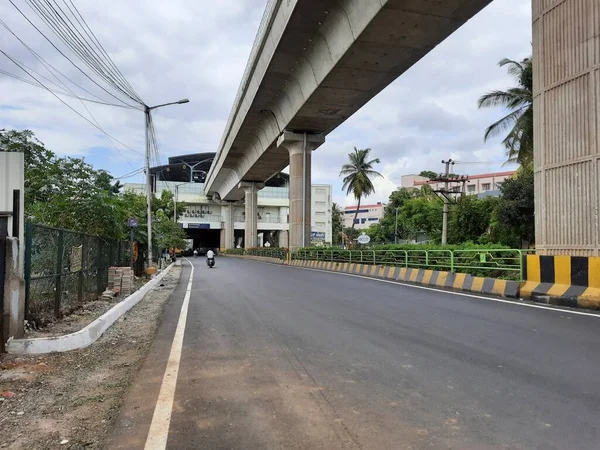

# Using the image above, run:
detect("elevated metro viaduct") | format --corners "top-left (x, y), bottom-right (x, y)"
top-left (205, 0), bottom-right (600, 255)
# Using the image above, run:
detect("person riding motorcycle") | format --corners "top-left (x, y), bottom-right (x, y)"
top-left (206, 249), bottom-right (215, 267)
top-left (193, 249), bottom-right (198, 258)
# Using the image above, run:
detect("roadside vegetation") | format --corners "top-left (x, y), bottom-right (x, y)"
top-left (1, 129), bottom-right (188, 251)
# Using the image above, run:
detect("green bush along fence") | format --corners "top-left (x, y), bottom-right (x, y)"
top-left (24, 223), bottom-right (128, 323)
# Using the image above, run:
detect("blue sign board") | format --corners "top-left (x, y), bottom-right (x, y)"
top-left (311, 231), bottom-right (326, 241)
top-left (188, 223), bottom-right (210, 229)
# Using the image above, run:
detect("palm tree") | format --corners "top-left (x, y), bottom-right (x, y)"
top-left (478, 57), bottom-right (533, 168)
top-left (340, 147), bottom-right (382, 242)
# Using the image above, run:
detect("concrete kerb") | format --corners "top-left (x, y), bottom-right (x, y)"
top-left (226, 254), bottom-right (521, 299)
top-left (6, 262), bottom-right (176, 355)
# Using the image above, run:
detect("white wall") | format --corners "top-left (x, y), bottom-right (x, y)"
top-left (0, 152), bottom-right (25, 272)
top-left (344, 204), bottom-right (385, 230)
top-left (311, 185), bottom-right (332, 245)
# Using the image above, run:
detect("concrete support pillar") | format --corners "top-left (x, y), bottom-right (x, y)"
top-left (238, 182), bottom-right (264, 249)
top-left (277, 131), bottom-right (325, 251)
top-left (4, 237), bottom-right (25, 341)
top-left (278, 230), bottom-right (289, 248)
top-left (533, 0), bottom-right (600, 256)
top-left (222, 203), bottom-right (235, 250)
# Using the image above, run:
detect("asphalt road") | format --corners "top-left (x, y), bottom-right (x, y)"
top-left (108, 257), bottom-right (600, 450)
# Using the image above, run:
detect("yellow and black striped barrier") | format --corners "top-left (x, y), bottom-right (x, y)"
top-left (289, 259), bottom-right (520, 298)
top-left (521, 255), bottom-right (600, 309)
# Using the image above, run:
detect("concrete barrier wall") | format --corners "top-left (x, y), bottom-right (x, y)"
top-left (521, 255), bottom-right (600, 309)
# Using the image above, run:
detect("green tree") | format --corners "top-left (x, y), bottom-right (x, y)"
top-left (398, 195), bottom-right (443, 242)
top-left (493, 169), bottom-right (534, 247)
top-left (478, 57), bottom-right (533, 168)
top-left (371, 188), bottom-right (415, 243)
top-left (1, 129), bottom-right (57, 206)
top-left (448, 195), bottom-right (498, 244)
top-left (25, 157), bottom-right (123, 238)
top-left (153, 209), bottom-right (188, 250)
top-left (419, 170), bottom-right (438, 180)
top-left (331, 202), bottom-right (343, 245)
top-left (340, 147), bottom-right (382, 241)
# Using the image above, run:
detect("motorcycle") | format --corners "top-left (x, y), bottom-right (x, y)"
top-left (206, 257), bottom-right (215, 268)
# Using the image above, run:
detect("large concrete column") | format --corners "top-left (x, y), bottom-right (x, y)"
top-left (221, 203), bottom-right (235, 250)
top-left (239, 182), bottom-right (264, 249)
top-left (278, 230), bottom-right (289, 248)
top-left (277, 131), bottom-right (325, 251)
top-left (533, 0), bottom-right (600, 256)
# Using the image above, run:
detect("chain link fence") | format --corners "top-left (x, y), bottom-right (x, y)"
top-left (24, 223), bottom-right (128, 324)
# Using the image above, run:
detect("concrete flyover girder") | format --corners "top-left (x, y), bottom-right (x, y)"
top-left (205, 0), bottom-right (492, 201)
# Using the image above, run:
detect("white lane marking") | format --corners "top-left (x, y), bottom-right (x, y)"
top-left (241, 259), bottom-right (600, 318)
top-left (145, 258), bottom-right (194, 449)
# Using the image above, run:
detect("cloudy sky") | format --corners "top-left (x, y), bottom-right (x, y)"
top-left (0, 0), bottom-right (531, 206)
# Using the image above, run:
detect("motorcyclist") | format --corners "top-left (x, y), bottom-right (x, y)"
top-left (206, 249), bottom-right (215, 266)
top-left (193, 249), bottom-right (198, 258)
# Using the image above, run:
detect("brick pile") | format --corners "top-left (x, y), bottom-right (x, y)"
top-left (106, 267), bottom-right (134, 297)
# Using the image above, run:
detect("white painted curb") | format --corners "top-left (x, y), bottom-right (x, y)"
top-left (6, 263), bottom-right (175, 355)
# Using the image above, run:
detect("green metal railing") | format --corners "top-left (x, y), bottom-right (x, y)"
top-left (224, 247), bottom-right (534, 280)
top-left (291, 248), bottom-right (534, 280)
top-left (243, 248), bottom-right (288, 260)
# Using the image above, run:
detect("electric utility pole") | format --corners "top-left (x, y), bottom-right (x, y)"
top-left (427, 160), bottom-right (469, 245)
top-left (144, 98), bottom-right (189, 267)
top-left (441, 159), bottom-right (453, 245)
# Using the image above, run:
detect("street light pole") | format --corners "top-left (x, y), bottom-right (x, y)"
top-left (144, 98), bottom-right (189, 267)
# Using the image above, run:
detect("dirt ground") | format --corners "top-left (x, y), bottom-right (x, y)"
top-left (0, 264), bottom-right (182, 450)
top-left (28, 278), bottom-right (148, 338)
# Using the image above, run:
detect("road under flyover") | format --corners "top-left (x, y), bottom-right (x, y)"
top-left (107, 258), bottom-right (600, 449)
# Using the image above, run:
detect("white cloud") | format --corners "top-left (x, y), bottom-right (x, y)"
top-left (0, 0), bottom-right (530, 193)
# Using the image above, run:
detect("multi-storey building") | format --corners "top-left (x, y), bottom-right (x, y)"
top-left (124, 153), bottom-right (332, 251)
top-left (343, 203), bottom-right (386, 230)
top-left (400, 171), bottom-right (516, 197)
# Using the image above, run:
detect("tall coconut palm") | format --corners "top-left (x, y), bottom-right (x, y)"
top-left (340, 147), bottom-right (382, 241)
top-left (478, 57), bottom-right (533, 168)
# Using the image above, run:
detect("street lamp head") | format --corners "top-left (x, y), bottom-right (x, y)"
top-left (177, 98), bottom-right (190, 104)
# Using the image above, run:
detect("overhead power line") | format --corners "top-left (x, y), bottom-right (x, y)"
top-left (23, 0), bottom-right (143, 104)
top-left (64, 0), bottom-right (143, 103)
top-left (1, 49), bottom-right (143, 157)
top-left (0, 67), bottom-right (137, 108)
top-left (0, 18), bottom-right (140, 110)
top-left (114, 167), bottom-right (145, 180)
top-left (8, 0), bottom-right (141, 109)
